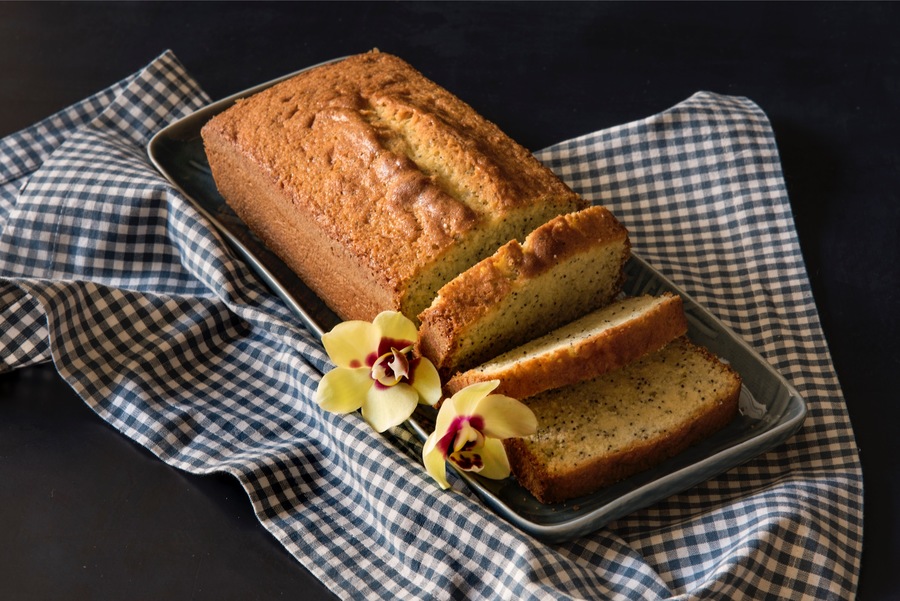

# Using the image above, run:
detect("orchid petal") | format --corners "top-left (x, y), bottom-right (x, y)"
top-left (362, 382), bottom-right (419, 433)
top-left (423, 436), bottom-right (451, 489)
top-left (372, 311), bottom-right (418, 345)
top-left (475, 394), bottom-right (538, 439)
top-left (449, 449), bottom-right (484, 473)
top-left (449, 380), bottom-right (500, 416)
top-left (475, 438), bottom-right (512, 480)
top-left (315, 367), bottom-right (371, 413)
top-left (410, 358), bottom-right (442, 406)
top-left (423, 399), bottom-right (458, 457)
top-left (321, 320), bottom-right (380, 368)
top-left (431, 395), bottom-right (461, 447)
top-left (422, 427), bottom-right (440, 456)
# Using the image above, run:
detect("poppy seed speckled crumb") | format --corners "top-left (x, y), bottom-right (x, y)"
top-left (504, 337), bottom-right (741, 504)
top-left (417, 205), bottom-right (630, 377)
top-left (444, 293), bottom-right (688, 400)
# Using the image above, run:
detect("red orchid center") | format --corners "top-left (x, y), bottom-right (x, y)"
top-left (371, 345), bottom-right (413, 387)
top-left (436, 415), bottom-right (487, 472)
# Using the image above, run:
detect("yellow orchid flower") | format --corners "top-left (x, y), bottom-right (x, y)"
top-left (422, 381), bottom-right (538, 489)
top-left (315, 311), bottom-right (442, 432)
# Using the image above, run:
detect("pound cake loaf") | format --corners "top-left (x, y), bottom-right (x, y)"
top-left (201, 50), bottom-right (585, 323)
top-left (444, 293), bottom-right (688, 400)
top-left (417, 205), bottom-right (630, 377)
top-left (504, 337), bottom-right (741, 504)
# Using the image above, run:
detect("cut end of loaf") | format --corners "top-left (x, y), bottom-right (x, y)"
top-left (417, 205), bottom-right (630, 376)
top-left (400, 200), bottom-right (584, 323)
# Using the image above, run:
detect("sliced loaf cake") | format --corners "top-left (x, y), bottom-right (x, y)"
top-left (417, 205), bottom-right (630, 378)
top-left (444, 293), bottom-right (688, 400)
top-left (504, 337), bottom-right (741, 504)
top-left (202, 51), bottom-right (585, 324)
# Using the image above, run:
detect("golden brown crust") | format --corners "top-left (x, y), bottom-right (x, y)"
top-left (504, 339), bottom-right (742, 504)
top-left (519, 207), bottom-right (625, 278)
top-left (444, 294), bottom-right (688, 400)
top-left (417, 205), bottom-right (630, 376)
top-left (202, 127), bottom-right (397, 319)
top-left (202, 50), bottom-right (582, 322)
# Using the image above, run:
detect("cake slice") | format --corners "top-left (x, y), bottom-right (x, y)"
top-left (504, 337), bottom-right (741, 504)
top-left (417, 205), bottom-right (630, 377)
top-left (444, 293), bottom-right (688, 400)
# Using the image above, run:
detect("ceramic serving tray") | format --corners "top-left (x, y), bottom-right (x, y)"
top-left (147, 58), bottom-right (807, 543)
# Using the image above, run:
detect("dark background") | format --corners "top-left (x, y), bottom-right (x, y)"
top-left (1, 2), bottom-right (896, 599)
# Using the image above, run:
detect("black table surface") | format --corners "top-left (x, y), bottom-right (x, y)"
top-left (1, 2), bottom-right (897, 600)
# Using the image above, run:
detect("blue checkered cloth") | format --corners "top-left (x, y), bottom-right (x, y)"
top-left (1, 51), bottom-right (862, 599)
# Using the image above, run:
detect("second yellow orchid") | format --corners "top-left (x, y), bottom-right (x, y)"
top-left (422, 380), bottom-right (538, 489)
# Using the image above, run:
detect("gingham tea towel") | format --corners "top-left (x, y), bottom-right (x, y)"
top-left (0, 51), bottom-right (862, 600)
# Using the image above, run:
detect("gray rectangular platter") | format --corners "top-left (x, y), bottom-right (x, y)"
top-left (147, 60), bottom-right (807, 543)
